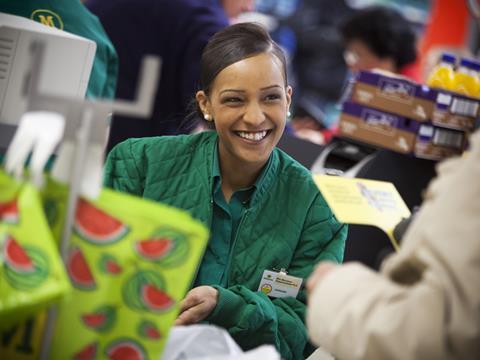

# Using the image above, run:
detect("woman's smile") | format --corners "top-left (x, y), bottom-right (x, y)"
top-left (235, 129), bottom-right (271, 143)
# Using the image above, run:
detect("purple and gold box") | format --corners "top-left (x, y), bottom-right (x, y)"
top-left (339, 101), bottom-right (467, 161)
top-left (349, 70), bottom-right (479, 131)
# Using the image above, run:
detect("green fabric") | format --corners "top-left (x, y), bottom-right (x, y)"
top-left (211, 143), bottom-right (256, 246)
top-left (104, 131), bottom-right (348, 360)
top-left (195, 145), bottom-right (267, 288)
top-left (194, 150), bottom-right (248, 287)
top-left (0, 0), bottom-right (118, 100)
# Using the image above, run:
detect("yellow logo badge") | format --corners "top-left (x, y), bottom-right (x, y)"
top-left (260, 283), bottom-right (272, 294)
top-left (30, 9), bottom-right (64, 30)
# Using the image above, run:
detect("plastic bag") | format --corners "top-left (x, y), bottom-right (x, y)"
top-left (0, 170), bottom-right (71, 331)
top-left (163, 325), bottom-right (281, 360)
top-left (162, 325), bottom-right (243, 359)
top-left (41, 181), bottom-right (209, 359)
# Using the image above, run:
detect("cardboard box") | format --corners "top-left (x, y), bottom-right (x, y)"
top-left (339, 101), bottom-right (467, 160)
top-left (349, 71), bottom-right (479, 131)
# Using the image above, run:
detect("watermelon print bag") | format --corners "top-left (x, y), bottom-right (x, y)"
top-left (0, 170), bottom-right (71, 331)
top-left (43, 184), bottom-right (209, 360)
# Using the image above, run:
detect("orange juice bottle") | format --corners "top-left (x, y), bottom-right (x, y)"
top-left (452, 58), bottom-right (479, 97)
top-left (426, 53), bottom-right (456, 90)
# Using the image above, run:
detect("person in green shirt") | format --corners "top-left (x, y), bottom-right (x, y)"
top-left (0, 0), bottom-right (118, 100)
top-left (104, 22), bottom-right (347, 359)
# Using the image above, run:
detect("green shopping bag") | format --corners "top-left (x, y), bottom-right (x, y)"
top-left (43, 185), bottom-right (209, 359)
top-left (0, 170), bottom-right (71, 331)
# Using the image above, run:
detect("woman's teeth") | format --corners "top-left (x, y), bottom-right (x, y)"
top-left (237, 131), bottom-right (268, 141)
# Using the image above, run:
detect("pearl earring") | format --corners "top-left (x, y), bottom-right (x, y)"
top-left (204, 114), bottom-right (212, 121)
top-left (287, 111), bottom-right (292, 117)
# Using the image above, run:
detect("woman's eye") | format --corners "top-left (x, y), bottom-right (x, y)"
top-left (264, 94), bottom-right (281, 101)
top-left (222, 97), bottom-right (242, 104)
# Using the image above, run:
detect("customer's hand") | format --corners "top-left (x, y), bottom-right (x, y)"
top-left (175, 286), bottom-right (219, 325)
top-left (306, 262), bottom-right (337, 297)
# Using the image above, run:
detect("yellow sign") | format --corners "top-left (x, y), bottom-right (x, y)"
top-left (313, 175), bottom-right (411, 250)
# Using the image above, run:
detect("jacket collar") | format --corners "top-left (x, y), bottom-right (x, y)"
top-left (203, 131), bottom-right (278, 208)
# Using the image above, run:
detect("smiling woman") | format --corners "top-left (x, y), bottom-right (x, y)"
top-left (196, 36), bottom-right (291, 199)
top-left (104, 22), bottom-right (347, 360)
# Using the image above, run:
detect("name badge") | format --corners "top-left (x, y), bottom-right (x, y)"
top-left (257, 269), bottom-right (303, 299)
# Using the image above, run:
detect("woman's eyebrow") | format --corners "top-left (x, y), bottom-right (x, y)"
top-left (260, 85), bottom-right (282, 90)
top-left (219, 89), bottom-right (245, 94)
top-left (219, 85), bottom-right (282, 95)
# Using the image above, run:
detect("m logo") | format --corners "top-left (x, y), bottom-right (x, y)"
top-left (30, 9), bottom-right (64, 30)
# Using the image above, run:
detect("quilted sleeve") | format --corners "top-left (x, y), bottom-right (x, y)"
top-left (207, 194), bottom-right (347, 359)
top-left (103, 139), bottom-right (144, 196)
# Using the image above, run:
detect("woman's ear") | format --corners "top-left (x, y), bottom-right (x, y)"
top-left (196, 90), bottom-right (210, 116)
top-left (286, 85), bottom-right (293, 110)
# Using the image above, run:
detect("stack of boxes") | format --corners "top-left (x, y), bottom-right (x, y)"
top-left (339, 70), bottom-right (479, 160)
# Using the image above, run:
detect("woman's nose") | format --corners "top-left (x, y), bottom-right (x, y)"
top-left (243, 102), bottom-right (266, 126)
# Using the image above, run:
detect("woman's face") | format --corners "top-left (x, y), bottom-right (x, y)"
top-left (197, 52), bottom-right (292, 169)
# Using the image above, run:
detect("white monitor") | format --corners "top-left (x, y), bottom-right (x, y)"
top-left (0, 13), bottom-right (96, 147)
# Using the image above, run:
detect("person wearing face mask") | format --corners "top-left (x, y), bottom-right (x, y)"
top-left (86, 0), bottom-right (255, 152)
top-left (104, 23), bottom-right (347, 360)
top-left (340, 5), bottom-right (419, 81)
top-left (338, 6), bottom-right (437, 270)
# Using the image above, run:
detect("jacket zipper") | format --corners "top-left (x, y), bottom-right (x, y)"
top-left (208, 196), bottom-right (214, 228)
top-left (225, 209), bottom-right (249, 287)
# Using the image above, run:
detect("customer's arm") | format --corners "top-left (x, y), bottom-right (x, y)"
top-left (307, 133), bottom-right (480, 359)
top-left (307, 261), bottom-right (446, 360)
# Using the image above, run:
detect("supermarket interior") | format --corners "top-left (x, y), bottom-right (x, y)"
top-left (0, 0), bottom-right (479, 359)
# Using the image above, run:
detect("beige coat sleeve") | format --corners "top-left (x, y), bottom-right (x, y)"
top-left (307, 130), bottom-right (480, 360)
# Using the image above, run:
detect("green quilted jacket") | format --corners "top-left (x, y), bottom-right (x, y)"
top-left (104, 131), bottom-right (347, 360)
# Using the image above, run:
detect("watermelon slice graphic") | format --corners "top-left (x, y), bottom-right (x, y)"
top-left (3, 235), bottom-right (49, 291)
top-left (134, 238), bottom-right (173, 261)
top-left (67, 247), bottom-right (96, 290)
top-left (73, 342), bottom-right (98, 360)
top-left (74, 199), bottom-right (128, 245)
top-left (3, 235), bottom-right (34, 273)
top-left (99, 254), bottom-right (122, 275)
top-left (81, 305), bottom-right (116, 332)
top-left (105, 339), bottom-right (146, 360)
top-left (137, 227), bottom-right (189, 267)
top-left (141, 284), bottom-right (175, 312)
top-left (0, 199), bottom-right (19, 224)
top-left (138, 320), bottom-right (161, 340)
top-left (122, 270), bottom-right (174, 313)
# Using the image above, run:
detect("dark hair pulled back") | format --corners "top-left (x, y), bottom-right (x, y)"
top-left (193, 22), bottom-right (288, 120)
